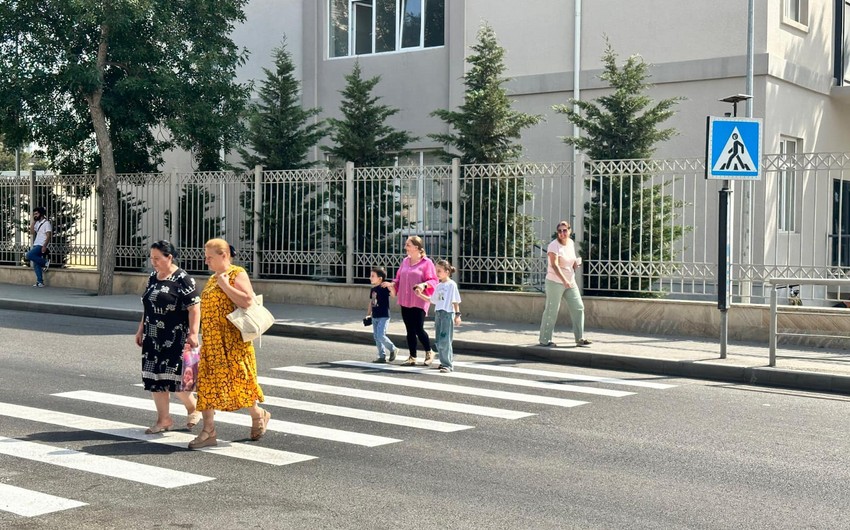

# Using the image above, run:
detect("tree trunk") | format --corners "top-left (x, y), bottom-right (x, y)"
top-left (87, 22), bottom-right (118, 296)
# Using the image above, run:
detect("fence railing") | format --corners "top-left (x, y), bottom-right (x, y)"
top-left (3, 153), bottom-right (850, 303)
top-left (768, 278), bottom-right (850, 366)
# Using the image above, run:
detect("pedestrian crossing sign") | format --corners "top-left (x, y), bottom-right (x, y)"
top-left (705, 116), bottom-right (763, 180)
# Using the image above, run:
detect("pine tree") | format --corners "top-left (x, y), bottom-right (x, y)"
top-left (238, 40), bottom-right (328, 278)
top-left (239, 39), bottom-right (327, 170)
top-left (322, 62), bottom-right (417, 278)
top-left (430, 23), bottom-right (542, 288)
top-left (554, 41), bottom-right (688, 296)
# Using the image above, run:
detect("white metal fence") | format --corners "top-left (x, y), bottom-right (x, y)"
top-left (3, 153), bottom-right (850, 304)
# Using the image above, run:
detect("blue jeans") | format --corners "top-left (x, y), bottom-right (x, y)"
top-left (434, 310), bottom-right (455, 370)
top-left (26, 245), bottom-right (47, 283)
top-left (372, 317), bottom-right (396, 359)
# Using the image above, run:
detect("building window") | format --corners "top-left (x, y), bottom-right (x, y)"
top-left (330, 0), bottom-right (445, 58)
top-left (782, 0), bottom-right (808, 30)
top-left (778, 137), bottom-right (799, 232)
top-left (834, 2), bottom-right (849, 85)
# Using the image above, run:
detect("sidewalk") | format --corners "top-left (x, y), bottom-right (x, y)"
top-left (2, 282), bottom-right (850, 394)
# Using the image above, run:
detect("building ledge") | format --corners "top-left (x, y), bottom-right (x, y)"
top-left (831, 85), bottom-right (850, 102)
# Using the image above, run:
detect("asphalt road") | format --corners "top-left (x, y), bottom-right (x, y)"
top-left (1, 308), bottom-right (848, 530)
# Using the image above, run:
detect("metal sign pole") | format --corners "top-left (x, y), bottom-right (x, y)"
top-left (707, 95), bottom-right (758, 359)
top-left (718, 180), bottom-right (732, 358)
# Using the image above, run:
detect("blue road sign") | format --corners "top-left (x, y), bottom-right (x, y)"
top-left (705, 117), bottom-right (763, 180)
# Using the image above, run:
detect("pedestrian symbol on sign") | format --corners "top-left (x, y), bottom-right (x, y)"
top-left (713, 127), bottom-right (755, 172)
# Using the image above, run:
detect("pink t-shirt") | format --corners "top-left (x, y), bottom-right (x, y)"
top-left (393, 256), bottom-right (438, 311)
top-left (545, 238), bottom-right (578, 284)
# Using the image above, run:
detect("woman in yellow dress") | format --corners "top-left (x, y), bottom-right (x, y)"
top-left (188, 238), bottom-right (271, 449)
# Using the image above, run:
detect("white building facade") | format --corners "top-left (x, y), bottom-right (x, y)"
top-left (156, 0), bottom-right (850, 302)
top-left (226, 0), bottom-right (850, 164)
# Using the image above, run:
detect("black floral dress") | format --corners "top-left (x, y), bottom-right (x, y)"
top-left (141, 269), bottom-right (201, 392)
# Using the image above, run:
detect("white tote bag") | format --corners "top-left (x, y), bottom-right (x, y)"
top-left (226, 294), bottom-right (275, 342)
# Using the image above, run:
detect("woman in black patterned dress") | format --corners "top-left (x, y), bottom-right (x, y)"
top-left (134, 240), bottom-right (202, 434)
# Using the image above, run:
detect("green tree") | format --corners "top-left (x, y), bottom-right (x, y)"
top-left (322, 62), bottom-right (417, 277)
top-left (0, 143), bottom-right (14, 170)
top-left (554, 41), bottom-right (687, 296)
top-left (165, 184), bottom-right (223, 273)
top-left (0, 0), bottom-right (250, 293)
top-left (238, 39), bottom-right (328, 278)
top-left (430, 23), bottom-right (542, 288)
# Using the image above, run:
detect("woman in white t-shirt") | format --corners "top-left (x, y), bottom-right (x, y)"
top-left (538, 221), bottom-right (592, 347)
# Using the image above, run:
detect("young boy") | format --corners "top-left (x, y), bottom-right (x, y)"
top-left (367, 267), bottom-right (399, 363)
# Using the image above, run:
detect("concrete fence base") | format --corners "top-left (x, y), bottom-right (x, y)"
top-left (2, 266), bottom-right (848, 350)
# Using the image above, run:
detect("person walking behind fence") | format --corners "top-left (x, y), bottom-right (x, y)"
top-left (366, 266), bottom-right (399, 363)
top-left (381, 236), bottom-right (439, 366)
top-left (189, 238), bottom-right (270, 449)
top-left (538, 221), bottom-right (592, 348)
top-left (27, 206), bottom-right (52, 287)
top-left (135, 240), bottom-right (202, 434)
top-left (418, 259), bottom-right (462, 373)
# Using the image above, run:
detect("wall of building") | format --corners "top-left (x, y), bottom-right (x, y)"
top-left (160, 0), bottom-right (850, 197)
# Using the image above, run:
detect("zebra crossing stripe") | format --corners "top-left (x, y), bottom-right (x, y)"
top-left (273, 367), bottom-right (588, 408)
top-left (0, 401), bottom-right (314, 466)
top-left (0, 436), bottom-right (212, 489)
top-left (453, 362), bottom-right (677, 389)
top-left (0, 483), bottom-right (87, 517)
top-left (54, 391), bottom-right (399, 448)
top-left (256, 377), bottom-right (533, 419)
top-left (333, 361), bottom-right (635, 397)
top-left (262, 396), bottom-right (473, 432)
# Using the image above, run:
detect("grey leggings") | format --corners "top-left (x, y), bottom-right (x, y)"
top-left (538, 279), bottom-right (585, 344)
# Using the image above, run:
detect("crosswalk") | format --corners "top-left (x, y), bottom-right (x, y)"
top-left (0, 359), bottom-right (676, 519)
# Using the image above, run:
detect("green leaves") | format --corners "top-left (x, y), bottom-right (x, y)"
top-left (0, 0), bottom-right (250, 173)
top-left (430, 23), bottom-right (541, 165)
top-left (555, 40), bottom-right (682, 161)
top-left (322, 62), bottom-right (417, 168)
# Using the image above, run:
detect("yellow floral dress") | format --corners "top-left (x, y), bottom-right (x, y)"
top-left (196, 265), bottom-right (264, 411)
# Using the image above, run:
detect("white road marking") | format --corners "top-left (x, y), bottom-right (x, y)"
top-left (54, 391), bottom-right (398, 448)
top-left (0, 400), bottom-right (314, 466)
top-left (257, 376), bottom-right (533, 419)
top-left (273, 367), bottom-right (588, 408)
top-left (0, 483), bottom-right (87, 517)
top-left (261, 395), bottom-right (472, 432)
top-left (453, 362), bottom-right (677, 389)
top-left (0, 436), bottom-right (212, 489)
top-left (333, 361), bottom-right (635, 397)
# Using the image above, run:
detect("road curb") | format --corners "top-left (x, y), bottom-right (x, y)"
top-left (3, 299), bottom-right (847, 394)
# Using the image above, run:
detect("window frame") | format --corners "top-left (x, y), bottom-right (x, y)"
top-left (781, 0), bottom-right (809, 32)
top-left (328, 0), bottom-right (444, 59)
top-left (778, 136), bottom-right (801, 233)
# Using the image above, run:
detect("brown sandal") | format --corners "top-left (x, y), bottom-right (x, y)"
top-left (250, 409), bottom-right (271, 441)
top-left (188, 429), bottom-right (217, 449)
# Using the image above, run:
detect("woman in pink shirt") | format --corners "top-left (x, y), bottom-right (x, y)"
top-left (382, 236), bottom-right (439, 366)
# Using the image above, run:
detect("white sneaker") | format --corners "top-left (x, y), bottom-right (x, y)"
top-left (33, 282), bottom-right (45, 288)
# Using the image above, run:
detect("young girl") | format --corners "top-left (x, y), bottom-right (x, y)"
top-left (418, 259), bottom-right (462, 373)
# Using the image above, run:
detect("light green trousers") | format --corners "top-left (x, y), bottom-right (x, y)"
top-left (538, 279), bottom-right (585, 345)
